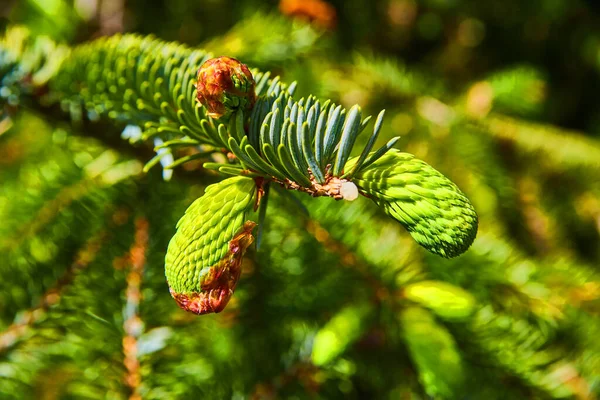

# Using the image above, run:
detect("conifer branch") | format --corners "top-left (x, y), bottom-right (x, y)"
top-left (475, 114), bottom-right (600, 171)
top-left (1, 26), bottom-right (479, 320)
top-left (304, 217), bottom-right (387, 293)
top-left (0, 149), bottom-right (141, 252)
top-left (1, 5), bottom-right (599, 398)
top-left (0, 228), bottom-right (108, 352)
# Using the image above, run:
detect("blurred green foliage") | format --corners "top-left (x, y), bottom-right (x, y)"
top-left (1, 0), bottom-right (600, 399)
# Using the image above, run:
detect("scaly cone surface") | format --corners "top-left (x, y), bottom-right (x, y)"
top-left (347, 149), bottom-right (478, 258)
top-left (165, 176), bottom-right (257, 315)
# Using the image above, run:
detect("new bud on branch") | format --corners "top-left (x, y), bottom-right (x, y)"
top-left (196, 56), bottom-right (256, 120)
top-left (165, 177), bottom-right (257, 315)
top-left (346, 149), bottom-right (478, 258)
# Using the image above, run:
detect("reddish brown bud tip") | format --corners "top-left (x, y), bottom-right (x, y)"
top-left (169, 221), bottom-right (257, 315)
top-left (196, 56), bottom-right (256, 120)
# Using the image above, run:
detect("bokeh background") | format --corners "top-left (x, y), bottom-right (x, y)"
top-left (1, 0), bottom-right (600, 399)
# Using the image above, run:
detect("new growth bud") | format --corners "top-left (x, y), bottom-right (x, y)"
top-left (347, 149), bottom-right (478, 258)
top-left (165, 177), bottom-right (257, 315)
top-left (196, 56), bottom-right (256, 120)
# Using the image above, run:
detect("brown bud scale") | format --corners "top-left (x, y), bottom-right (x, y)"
top-left (196, 56), bottom-right (256, 119)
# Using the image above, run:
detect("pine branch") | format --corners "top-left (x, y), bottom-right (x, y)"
top-left (304, 217), bottom-right (389, 294)
top-left (475, 114), bottom-right (600, 171)
top-left (1, 7), bottom-right (598, 398)
top-left (0, 147), bottom-right (141, 252)
top-left (0, 227), bottom-right (108, 352)
top-left (1, 26), bottom-right (479, 323)
top-left (28, 102), bottom-right (156, 162)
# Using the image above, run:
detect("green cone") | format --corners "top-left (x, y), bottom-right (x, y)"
top-left (165, 176), bottom-right (257, 315)
top-left (347, 150), bottom-right (478, 258)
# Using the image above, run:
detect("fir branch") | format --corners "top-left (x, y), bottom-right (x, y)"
top-left (0, 149), bottom-right (141, 252)
top-left (304, 215), bottom-right (391, 296)
top-left (2, 27), bottom-right (401, 198)
top-left (0, 227), bottom-right (108, 352)
top-left (0, 6), bottom-right (598, 398)
top-left (475, 114), bottom-right (600, 171)
top-left (29, 102), bottom-right (157, 163)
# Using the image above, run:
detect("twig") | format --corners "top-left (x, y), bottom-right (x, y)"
top-left (122, 217), bottom-right (149, 400)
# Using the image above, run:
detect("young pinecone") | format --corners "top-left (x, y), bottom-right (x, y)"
top-left (347, 149), bottom-right (478, 258)
top-left (196, 56), bottom-right (256, 120)
top-left (165, 177), bottom-right (257, 315)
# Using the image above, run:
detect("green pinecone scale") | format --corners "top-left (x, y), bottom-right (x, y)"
top-left (165, 176), bottom-right (257, 314)
top-left (347, 150), bottom-right (478, 258)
